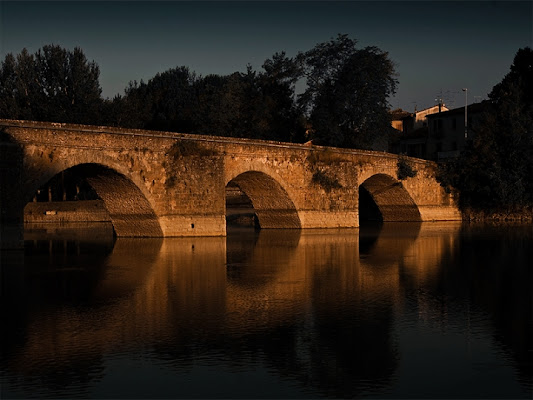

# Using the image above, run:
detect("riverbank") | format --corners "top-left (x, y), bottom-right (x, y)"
top-left (461, 207), bottom-right (533, 223)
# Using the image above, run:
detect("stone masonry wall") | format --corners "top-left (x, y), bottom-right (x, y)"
top-left (24, 200), bottom-right (110, 223)
top-left (0, 119), bottom-right (461, 244)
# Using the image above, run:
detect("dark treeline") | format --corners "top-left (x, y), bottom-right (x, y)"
top-left (108, 62), bottom-right (306, 143)
top-left (0, 34), bottom-right (397, 149)
top-left (0, 46), bottom-right (102, 125)
top-left (438, 47), bottom-right (533, 215)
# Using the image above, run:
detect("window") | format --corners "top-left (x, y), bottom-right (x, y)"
top-left (452, 118), bottom-right (457, 130)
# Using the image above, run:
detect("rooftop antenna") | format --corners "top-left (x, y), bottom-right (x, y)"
top-left (444, 90), bottom-right (457, 109)
top-left (443, 89), bottom-right (457, 109)
top-left (435, 88), bottom-right (446, 112)
top-left (436, 89), bottom-right (444, 104)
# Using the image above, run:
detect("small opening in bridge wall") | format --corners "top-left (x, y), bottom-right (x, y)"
top-left (191, 223), bottom-right (195, 229)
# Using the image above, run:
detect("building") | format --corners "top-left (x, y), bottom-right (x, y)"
top-left (403, 104), bottom-right (449, 133)
top-left (390, 101), bottom-right (489, 161)
top-left (390, 108), bottom-right (411, 132)
top-left (389, 104), bottom-right (449, 158)
top-left (426, 101), bottom-right (488, 161)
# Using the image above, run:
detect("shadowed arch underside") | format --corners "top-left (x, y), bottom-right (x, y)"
top-left (229, 171), bottom-right (301, 229)
top-left (360, 174), bottom-right (421, 222)
top-left (69, 164), bottom-right (163, 237)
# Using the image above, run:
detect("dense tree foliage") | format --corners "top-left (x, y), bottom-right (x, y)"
top-left (0, 45), bottom-right (103, 124)
top-left (297, 34), bottom-right (398, 149)
top-left (1, 37), bottom-right (397, 148)
top-left (114, 60), bottom-right (306, 141)
top-left (438, 47), bottom-right (533, 213)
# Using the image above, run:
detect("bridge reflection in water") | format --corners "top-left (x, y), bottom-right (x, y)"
top-left (1, 222), bottom-right (531, 398)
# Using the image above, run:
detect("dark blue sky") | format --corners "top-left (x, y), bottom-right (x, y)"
top-left (1, 1), bottom-right (531, 111)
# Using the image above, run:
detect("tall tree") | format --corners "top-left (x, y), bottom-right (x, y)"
top-left (0, 45), bottom-right (103, 124)
top-left (259, 51), bottom-right (305, 142)
top-left (298, 34), bottom-right (397, 149)
top-left (191, 60), bottom-right (305, 142)
top-left (118, 67), bottom-right (198, 132)
top-left (439, 47), bottom-right (533, 212)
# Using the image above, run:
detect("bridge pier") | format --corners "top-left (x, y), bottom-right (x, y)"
top-left (298, 211), bottom-right (360, 229)
top-left (158, 214), bottom-right (227, 237)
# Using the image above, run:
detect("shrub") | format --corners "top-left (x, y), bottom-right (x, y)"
top-left (397, 154), bottom-right (417, 180)
top-left (306, 148), bottom-right (344, 165)
top-left (166, 140), bottom-right (218, 160)
top-left (312, 170), bottom-right (342, 192)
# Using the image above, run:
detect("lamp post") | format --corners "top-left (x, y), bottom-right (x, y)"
top-left (462, 88), bottom-right (468, 139)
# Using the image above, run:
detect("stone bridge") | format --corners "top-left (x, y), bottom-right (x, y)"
top-left (0, 119), bottom-right (461, 249)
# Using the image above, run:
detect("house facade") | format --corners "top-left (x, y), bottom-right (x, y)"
top-left (403, 104), bottom-right (449, 134)
top-left (426, 101), bottom-right (488, 160)
top-left (390, 109), bottom-right (411, 132)
top-left (389, 104), bottom-right (449, 159)
top-left (389, 102), bottom-right (489, 161)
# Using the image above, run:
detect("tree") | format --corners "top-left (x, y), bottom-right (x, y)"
top-left (0, 45), bottom-right (103, 124)
top-left (117, 67), bottom-right (198, 132)
top-left (297, 34), bottom-right (397, 149)
top-left (191, 59), bottom-right (305, 142)
top-left (439, 47), bottom-right (533, 213)
top-left (191, 69), bottom-right (253, 138)
top-left (258, 52), bottom-right (306, 142)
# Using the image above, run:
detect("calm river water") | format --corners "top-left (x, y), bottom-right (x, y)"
top-left (1, 222), bottom-right (532, 399)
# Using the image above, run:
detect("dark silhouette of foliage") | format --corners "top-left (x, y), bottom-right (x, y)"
top-left (311, 170), bottom-right (342, 192)
top-left (297, 34), bottom-right (398, 149)
top-left (111, 67), bottom-right (197, 131)
top-left (0, 45), bottom-right (103, 124)
top-left (258, 52), bottom-right (306, 142)
top-left (306, 148), bottom-right (345, 165)
top-left (118, 60), bottom-right (306, 142)
top-left (438, 47), bottom-right (533, 213)
top-left (166, 140), bottom-right (218, 160)
top-left (1, 38), bottom-right (396, 149)
top-left (397, 154), bottom-right (418, 180)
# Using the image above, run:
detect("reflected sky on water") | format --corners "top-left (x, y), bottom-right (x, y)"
top-left (1, 222), bottom-right (532, 399)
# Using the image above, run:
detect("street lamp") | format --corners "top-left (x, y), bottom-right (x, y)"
top-left (462, 88), bottom-right (468, 139)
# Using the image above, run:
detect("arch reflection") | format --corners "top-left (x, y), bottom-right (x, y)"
top-left (2, 222), bottom-right (530, 398)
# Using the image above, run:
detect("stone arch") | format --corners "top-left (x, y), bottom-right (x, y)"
top-left (26, 163), bottom-right (163, 237)
top-left (226, 171), bottom-right (301, 229)
top-left (359, 174), bottom-right (421, 222)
